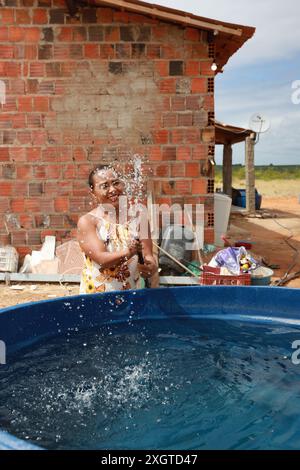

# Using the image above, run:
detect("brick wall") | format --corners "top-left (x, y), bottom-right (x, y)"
top-left (0, 0), bottom-right (215, 258)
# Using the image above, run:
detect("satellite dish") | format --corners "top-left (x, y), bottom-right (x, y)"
top-left (249, 113), bottom-right (270, 133)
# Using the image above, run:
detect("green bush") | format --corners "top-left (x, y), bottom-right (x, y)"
top-left (215, 165), bottom-right (300, 183)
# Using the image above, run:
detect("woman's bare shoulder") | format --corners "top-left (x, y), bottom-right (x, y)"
top-left (77, 209), bottom-right (106, 230)
top-left (77, 212), bottom-right (98, 230)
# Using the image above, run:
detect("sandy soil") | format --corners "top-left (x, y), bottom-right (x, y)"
top-left (230, 179), bottom-right (300, 198)
top-left (0, 183), bottom-right (299, 309)
top-left (228, 195), bottom-right (300, 288)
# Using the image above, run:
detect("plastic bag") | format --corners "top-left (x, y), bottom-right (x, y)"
top-left (208, 246), bottom-right (257, 275)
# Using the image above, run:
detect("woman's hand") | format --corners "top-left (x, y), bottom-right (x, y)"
top-left (126, 238), bottom-right (143, 258)
top-left (116, 262), bottom-right (130, 282)
top-left (138, 256), bottom-right (158, 279)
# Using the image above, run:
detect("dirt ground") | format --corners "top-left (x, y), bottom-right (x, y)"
top-left (0, 187), bottom-right (299, 309)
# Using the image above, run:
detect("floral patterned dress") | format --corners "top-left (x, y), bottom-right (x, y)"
top-left (79, 218), bottom-right (140, 294)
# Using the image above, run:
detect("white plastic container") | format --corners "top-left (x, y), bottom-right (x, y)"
top-left (214, 193), bottom-right (232, 246)
top-left (0, 246), bottom-right (19, 272)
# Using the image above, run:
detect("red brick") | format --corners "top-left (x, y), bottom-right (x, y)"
top-left (155, 164), bottom-right (169, 177)
top-left (40, 230), bottom-right (55, 240)
top-left (162, 113), bottom-right (177, 127)
top-left (184, 28), bottom-right (200, 42)
top-left (26, 147), bottom-right (41, 161)
top-left (159, 78), bottom-right (176, 94)
top-left (186, 96), bottom-right (202, 110)
top-left (146, 45), bottom-right (161, 59)
top-left (148, 147), bottom-right (162, 161)
top-left (0, 45), bottom-right (14, 59)
top-left (33, 96), bottom-right (49, 112)
top-left (170, 129), bottom-right (185, 144)
top-left (161, 181), bottom-right (175, 196)
top-left (9, 26), bottom-right (25, 42)
top-left (17, 131), bottom-right (31, 144)
top-left (11, 231), bottom-right (27, 246)
top-left (3, 62), bottom-right (21, 77)
top-left (72, 147), bottom-right (86, 161)
top-left (161, 45), bottom-right (182, 59)
top-left (178, 113), bottom-right (193, 127)
top-left (154, 61), bottom-right (168, 77)
top-left (19, 214), bottom-right (35, 229)
top-left (2, 97), bottom-right (17, 112)
top-left (177, 146), bottom-right (191, 161)
top-left (105, 26), bottom-right (119, 41)
top-left (112, 10), bottom-right (128, 23)
top-left (46, 164), bottom-right (61, 179)
top-left (0, 147), bottom-right (9, 162)
top-left (200, 60), bottom-right (216, 76)
top-left (100, 44), bottom-right (115, 59)
top-left (0, 182), bottom-right (12, 196)
top-left (0, 27), bottom-right (8, 41)
top-left (171, 163), bottom-right (185, 177)
top-left (151, 130), bottom-right (169, 144)
top-left (9, 147), bottom-right (27, 162)
top-left (186, 129), bottom-right (201, 143)
top-left (192, 145), bottom-right (207, 160)
top-left (32, 130), bottom-right (47, 145)
top-left (186, 163), bottom-right (199, 177)
top-left (12, 114), bottom-right (26, 129)
top-left (27, 114), bottom-right (42, 128)
top-left (72, 26), bottom-right (86, 41)
top-left (34, 165), bottom-right (46, 178)
top-left (0, 9), bottom-right (15, 24)
top-left (192, 179), bottom-right (207, 194)
top-left (175, 180), bottom-right (192, 194)
top-left (18, 96), bottom-right (32, 112)
top-left (191, 43), bottom-right (208, 58)
top-left (57, 27), bottom-right (73, 41)
top-left (204, 228), bottom-right (214, 244)
top-left (54, 197), bottom-right (69, 212)
top-left (63, 164), bottom-right (77, 179)
top-left (171, 96), bottom-right (185, 111)
top-left (84, 44), bottom-right (100, 58)
top-left (162, 147), bottom-right (176, 160)
top-left (16, 9), bottom-right (31, 24)
top-left (11, 198), bottom-right (25, 213)
top-left (0, 115), bottom-right (12, 129)
top-left (33, 9), bottom-right (48, 24)
top-left (30, 62), bottom-right (45, 77)
top-left (24, 28), bottom-right (41, 42)
top-left (27, 230), bottom-right (41, 245)
top-left (185, 61), bottom-right (200, 76)
top-left (191, 78), bottom-right (206, 93)
top-left (203, 95), bottom-right (214, 111)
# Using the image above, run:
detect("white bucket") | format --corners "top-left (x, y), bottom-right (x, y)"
top-left (214, 193), bottom-right (232, 246)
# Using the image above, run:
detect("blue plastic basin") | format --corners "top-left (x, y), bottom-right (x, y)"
top-left (0, 286), bottom-right (300, 450)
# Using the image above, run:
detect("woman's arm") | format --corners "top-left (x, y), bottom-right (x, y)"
top-left (77, 215), bottom-right (138, 269)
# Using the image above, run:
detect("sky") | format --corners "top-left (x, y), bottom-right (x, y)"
top-left (143, 0), bottom-right (300, 165)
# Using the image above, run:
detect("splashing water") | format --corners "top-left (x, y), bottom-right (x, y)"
top-left (1, 318), bottom-right (300, 450)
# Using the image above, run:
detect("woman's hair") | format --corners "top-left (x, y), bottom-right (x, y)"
top-left (88, 165), bottom-right (110, 190)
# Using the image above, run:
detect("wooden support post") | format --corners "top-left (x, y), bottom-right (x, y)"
top-left (222, 143), bottom-right (232, 198)
top-left (245, 136), bottom-right (256, 214)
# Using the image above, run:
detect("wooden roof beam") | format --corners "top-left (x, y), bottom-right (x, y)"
top-left (89, 0), bottom-right (243, 36)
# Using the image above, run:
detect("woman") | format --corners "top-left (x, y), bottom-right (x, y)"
top-left (77, 165), bottom-right (157, 294)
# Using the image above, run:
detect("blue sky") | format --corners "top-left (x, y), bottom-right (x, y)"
top-left (143, 0), bottom-right (300, 165)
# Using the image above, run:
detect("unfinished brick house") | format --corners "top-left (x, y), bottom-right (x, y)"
top-left (0, 0), bottom-right (255, 258)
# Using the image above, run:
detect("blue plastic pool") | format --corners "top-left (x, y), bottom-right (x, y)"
top-left (0, 286), bottom-right (300, 450)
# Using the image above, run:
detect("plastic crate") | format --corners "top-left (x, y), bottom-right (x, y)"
top-left (0, 246), bottom-right (19, 273)
top-left (200, 266), bottom-right (251, 286)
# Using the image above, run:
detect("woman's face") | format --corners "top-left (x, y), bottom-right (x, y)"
top-left (91, 169), bottom-right (125, 208)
